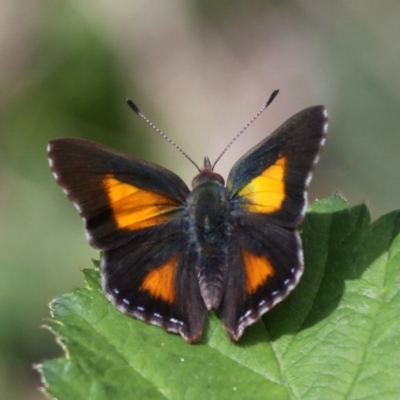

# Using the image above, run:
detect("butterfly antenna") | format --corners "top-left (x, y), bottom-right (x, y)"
top-left (212, 89), bottom-right (279, 169)
top-left (126, 99), bottom-right (201, 172)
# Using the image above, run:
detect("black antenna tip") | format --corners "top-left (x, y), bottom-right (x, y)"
top-left (126, 98), bottom-right (141, 114)
top-left (265, 89), bottom-right (280, 107)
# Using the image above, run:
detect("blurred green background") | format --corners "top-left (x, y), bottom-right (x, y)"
top-left (1, 1), bottom-right (399, 399)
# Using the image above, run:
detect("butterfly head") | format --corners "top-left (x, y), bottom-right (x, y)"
top-left (191, 157), bottom-right (225, 188)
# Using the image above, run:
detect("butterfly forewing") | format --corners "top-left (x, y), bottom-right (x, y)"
top-left (48, 138), bottom-right (189, 249)
top-left (227, 106), bottom-right (328, 227)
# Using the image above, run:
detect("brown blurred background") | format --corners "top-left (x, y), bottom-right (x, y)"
top-left (1, 1), bottom-right (399, 399)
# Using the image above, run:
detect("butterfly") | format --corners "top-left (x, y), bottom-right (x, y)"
top-left (48, 99), bottom-right (327, 343)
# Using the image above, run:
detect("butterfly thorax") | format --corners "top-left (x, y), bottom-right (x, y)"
top-left (187, 182), bottom-right (229, 243)
top-left (189, 156), bottom-right (229, 244)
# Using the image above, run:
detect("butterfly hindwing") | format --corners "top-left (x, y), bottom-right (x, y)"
top-left (219, 215), bottom-right (303, 340)
top-left (102, 223), bottom-right (208, 342)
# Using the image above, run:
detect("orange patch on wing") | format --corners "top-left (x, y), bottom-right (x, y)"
top-left (103, 175), bottom-right (179, 230)
top-left (238, 156), bottom-right (286, 213)
top-left (140, 255), bottom-right (178, 303)
top-left (242, 249), bottom-right (275, 294)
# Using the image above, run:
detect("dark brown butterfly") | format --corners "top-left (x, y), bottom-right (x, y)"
top-left (48, 102), bottom-right (327, 343)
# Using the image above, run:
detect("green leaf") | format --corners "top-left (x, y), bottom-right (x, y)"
top-left (37, 195), bottom-right (400, 399)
